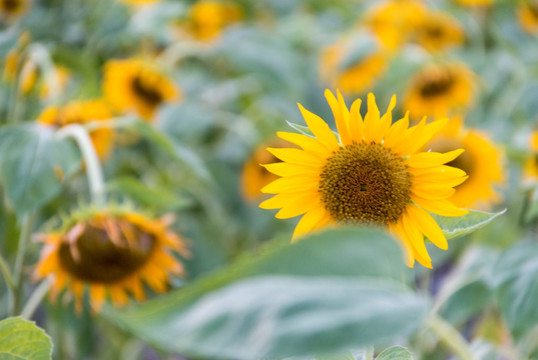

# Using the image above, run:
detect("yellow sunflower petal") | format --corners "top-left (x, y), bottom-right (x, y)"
top-left (406, 149), bottom-right (465, 168)
top-left (348, 98), bottom-right (364, 142)
top-left (267, 147), bottom-right (326, 167)
top-left (406, 205), bottom-right (448, 250)
top-left (297, 103), bottom-right (340, 150)
top-left (262, 162), bottom-right (319, 177)
top-left (277, 131), bottom-right (333, 157)
top-left (413, 197), bottom-right (469, 217)
top-left (401, 211), bottom-right (433, 268)
top-left (291, 206), bottom-right (332, 241)
top-left (363, 93), bottom-right (381, 142)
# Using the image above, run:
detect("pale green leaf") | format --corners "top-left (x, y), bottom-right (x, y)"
top-left (0, 317), bottom-right (52, 360)
top-left (433, 209), bottom-right (506, 240)
top-left (376, 346), bottom-right (415, 360)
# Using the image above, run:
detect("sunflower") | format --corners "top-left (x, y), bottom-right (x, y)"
top-left (403, 62), bottom-right (476, 120)
top-left (0, 0), bottom-right (29, 19)
top-left (180, 0), bottom-right (243, 42)
top-left (320, 35), bottom-right (388, 95)
top-left (35, 210), bottom-right (188, 311)
top-left (410, 10), bottom-right (465, 53)
top-left (38, 100), bottom-right (114, 160)
top-left (363, 0), bottom-right (427, 51)
top-left (260, 90), bottom-right (468, 268)
top-left (103, 59), bottom-right (180, 120)
top-left (524, 131), bottom-right (538, 179)
top-left (426, 117), bottom-right (504, 208)
top-left (518, 1), bottom-right (538, 35)
top-left (455, 0), bottom-right (493, 6)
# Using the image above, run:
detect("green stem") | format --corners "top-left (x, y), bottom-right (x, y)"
top-left (427, 314), bottom-right (475, 360)
top-left (21, 280), bottom-right (50, 320)
top-left (364, 346), bottom-right (374, 360)
top-left (11, 214), bottom-right (34, 315)
top-left (0, 251), bottom-right (15, 313)
top-left (56, 124), bottom-right (106, 207)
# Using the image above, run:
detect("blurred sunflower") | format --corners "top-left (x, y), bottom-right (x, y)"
top-left (241, 139), bottom-right (289, 202)
top-left (455, 0), bottom-right (493, 6)
top-left (524, 131), bottom-right (538, 178)
top-left (120, 0), bottom-right (159, 5)
top-left (411, 11), bottom-right (465, 53)
top-left (0, 0), bottom-right (29, 19)
top-left (185, 0), bottom-right (243, 41)
top-left (38, 100), bottom-right (114, 160)
top-left (518, 1), bottom-right (538, 34)
top-left (260, 90), bottom-right (468, 268)
top-left (320, 35), bottom-right (388, 95)
top-left (427, 117), bottom-right (504, 208)
top-left (103, 59), bottom-right (180, 120)
top-left (35, 210), bottom-right (188, 310)
top-left (363, 0), bottom-right (427, 50)
top-left (403, 62), bottom-right (476, 119)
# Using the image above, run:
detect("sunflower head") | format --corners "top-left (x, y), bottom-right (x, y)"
top-left (186, 0), bottom-right (243, 41)
top-left (426, 117), bottom-right (504, 208)
top-left (38, 100), bottom-right (114, 160)
top-left (320, 35), bottom-right (388, 95)
top-left (518, 1), bottom-right (538, 35)
top-left (103, 59), bottom-right (181, 121)
top-left (35, 208), bottom-right (189, 311)
top-left (403, 62), bottom-right (476, 119)
top-left (0, 0), bottom-right (29, 19)
top-left (411, 10), bottom-right (465, 53)
top-left (260, 90), bottom-right (469, 268)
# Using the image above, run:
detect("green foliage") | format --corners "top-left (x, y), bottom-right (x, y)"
top-left (0, 317), bottom-right (52, 360)
top-left (433, 209), bottom-right (507, 241)
top-left (376, 346), bottom-right (415, 360)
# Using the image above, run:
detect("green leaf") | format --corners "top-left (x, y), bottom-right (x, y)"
top-left (286, 121), bottom-right (339, 138)
top-left (491, 241), bottom-right (538, 341)
top-left (107, 277), bottom-right (427, 359)
top-left (0, 317), bottom-right (52, 360)
top-left (0, 124), bottom-right (81, 217)
top-left (376, 346), bottom-right (415, 360)
top-left (103, 228), bottom-right (425, 358)
top-left (432, 209), bottom-right (506, 240)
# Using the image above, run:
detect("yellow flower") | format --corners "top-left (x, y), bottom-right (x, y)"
top-left (518, 1), bottom-right (538, 35)
top-left (35, 210), bottom-right (189, 311)
top-left (320, 36), bottom-right (388, 95)
top-left (410, 10), bottom-right (465, 53)
top-left (455, 0), bottom-right (493, 6)
top-left (0, 0), bottom-right (29, 19)
top-left (38, 100), bottom-right (114, 160)
top-left (186, 0), bottom-right (243, 41)
top-left (103, 59), bottom-right (180, 120)
top-left (403, 62), bottom-right (476, 119)
top-left (363, 0), bottom-right (427, 50)
top-left (260, 90), bottom-right (468, 268)
top-left (426, 117), bottom-right (504, 208)
top-left (524, 131), bottom-right (538, 178)
top-left (120, 0), bottom-right (160, 5)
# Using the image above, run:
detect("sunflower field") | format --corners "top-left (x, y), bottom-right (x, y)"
top-left (0, 0), bottom-right (537, 359)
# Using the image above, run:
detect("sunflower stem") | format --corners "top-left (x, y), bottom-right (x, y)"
top-left (0, 251), bottom-right (15, 296)
top-left (56, 124), bottom-right (106, 207)
top-left (427, 314), bottom-right (475, 360)
top-left (21, 280), bottom-right (50, 320)
top-left (11, 213), bottom-right (34, 315)
top-left (364, 346), bottom-right (374, 360)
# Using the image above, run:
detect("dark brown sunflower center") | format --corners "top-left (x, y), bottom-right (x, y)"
top-left (529, 3), bottom-right (538, 17)
top-left (319, 142), bottom-right (412, 225)
top-left (131, 76), bottom-right (163, 105)
top-left (425, 25), bottom-right (444, 39)
top-left (2, 0), bottom-right (20, 11)
top-left (58, 220), bottom-right (157, 283)
top-left (419, 72), bottom-right (454, 98)
top-left (429, 137), bottom-right (473, 183)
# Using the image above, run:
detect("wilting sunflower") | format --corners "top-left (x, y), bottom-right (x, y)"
top-left (320, 35), bottom-right (388, 95)
top-left (260, 90), bottom-right (468, 268)
top-left (363, 0), bottom-right (427, 50)
top-left (518, 1), bottom-right (538, 35)
top-left (410, 10), bottom-right (465, 53)
top-left (426, 117), bottom-right (504, 208)
top-left (0, 0), bottom-right (29, 19)
top-left (103, 59), bottom-right (180, 120)
top-left (38, 100), bottom-right (114, 160)
top-left (403, 62), bottom-right (476, 119)
top-left (35, 210), bottom-right (188, 310)
top-left (184, 0), bottom-right (243, 41)
top-left (524, 131), bottom-right (538, 179)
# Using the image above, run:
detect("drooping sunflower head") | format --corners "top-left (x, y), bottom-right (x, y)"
top-left (35, 209), bottom-right (188, 311)
top-left (103, 59), bottom-right (181, 120)
top-left (426, 117), bottom-right (504, 208)
top-left (260, 90), bottom-right (469, 268)
top-left (363, 0), bottom-right (427, 50)
top-left (0, 0), bottom-right (29, 19)
top-left (411, 10), bottom-right (465, 53)
top-left (403, 62), bottom-right (476, 119)
top-left (320, 35), bottom-right (388, 95)
top-left (518, 1), bottom-right (538, 35)
top-left (38, 100), bottom-right (114, 160)
top-left (185, 0), bottom-right (243, 41)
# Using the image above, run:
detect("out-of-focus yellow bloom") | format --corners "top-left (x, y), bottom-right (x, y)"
top-left (320, 36), bottom-right (388, 95)
top-left (363, 0), bottom-right (427, 50)
top-left (455, 0), bottom-right (493, 6)
top-left (185, 0), bottom-right (243, 41)
top-left (411, 10), bottom-right (465, 53)
top-left (35, 209), bottom-right (189, 311)
top-left (403, 62), bottom-right (476, 119)
top-left (427, 117), bottom-right (504, 209)
top-left (524, 131), bottom-right (538, 178)
top-left (0, 0), bottom-right (29, 19)
top-left (38, 100), bottom-right (114, 160)
top-left (518, 1), bottom-right (538, 34)
top-left (120, 0), bottom-right (160, 6)
top-left (103, 59), bottom-right (180, 121)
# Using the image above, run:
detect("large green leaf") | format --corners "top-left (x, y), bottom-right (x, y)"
top-left (0, 317), bottom-right (52, 360)
top-left (376, 346), bottom-right (415, 360)
top-left (107, 277), bottom-right (427, 359)
top-left (0, 124), bottom-right (81, 217)
top-left (433, 209), bottom-right (506, 240)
